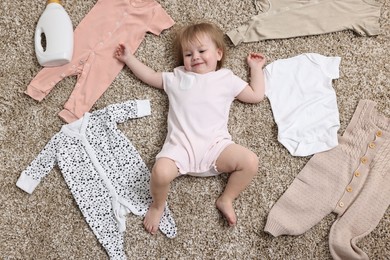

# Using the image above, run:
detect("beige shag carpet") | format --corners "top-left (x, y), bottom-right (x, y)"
top-left (1, 0), bottom-right (389, 259)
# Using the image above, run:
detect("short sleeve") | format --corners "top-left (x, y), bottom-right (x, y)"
top-left (229, 72), bottom-right (248, 98)
top-left (148, 5), bottom-right (175, 35)
top-left (307, 53), bottom-right (341, 79)
top-left (162, 71), bottom-right (176, 93)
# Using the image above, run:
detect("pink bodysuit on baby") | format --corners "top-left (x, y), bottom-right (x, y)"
top-left (158, 66), bottom-right (248, 176)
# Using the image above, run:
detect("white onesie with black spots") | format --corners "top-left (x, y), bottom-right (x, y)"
top-left (16, 100), bottom-right (177, 260)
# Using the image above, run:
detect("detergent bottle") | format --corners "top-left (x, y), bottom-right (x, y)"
top-left (34, 0), bottom-right (74, 67)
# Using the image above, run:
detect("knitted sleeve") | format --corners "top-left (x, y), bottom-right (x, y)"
top-left (16, 134), bottom-right (59, 194)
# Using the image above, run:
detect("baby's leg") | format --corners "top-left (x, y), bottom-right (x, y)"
top-left (215, 144), bottom-right (259, 226)
top-left (144, 157), bottom-right (178, 235)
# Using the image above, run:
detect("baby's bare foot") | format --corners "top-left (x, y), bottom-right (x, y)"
top-left (143, 203), bottom-right (164, 235)
top-left (216, 196), bottom-right (237, 226)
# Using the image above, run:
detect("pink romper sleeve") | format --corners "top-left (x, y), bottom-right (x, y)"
top-left (148, 4), bottom-right (175, 35)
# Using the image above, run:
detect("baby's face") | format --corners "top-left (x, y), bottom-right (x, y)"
top-left (182, 34), bottom-right (223, 74)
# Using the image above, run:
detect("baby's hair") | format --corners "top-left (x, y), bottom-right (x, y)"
top-left (173, 22), bottom-right (226, 70)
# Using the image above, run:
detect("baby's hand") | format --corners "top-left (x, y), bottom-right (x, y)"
top-left (114, 43), bottom-right (132, 63)
top-left (247, 52), bottom-right (266, 69)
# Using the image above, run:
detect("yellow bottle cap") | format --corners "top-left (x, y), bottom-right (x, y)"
top-left (47, 0), bottom-right (61, 4)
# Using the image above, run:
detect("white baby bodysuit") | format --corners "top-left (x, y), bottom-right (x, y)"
top-left (265, 53), bottom-right (341, 156)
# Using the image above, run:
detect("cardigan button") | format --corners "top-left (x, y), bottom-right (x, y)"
top-left (360, 157), bottom-right (368, 164)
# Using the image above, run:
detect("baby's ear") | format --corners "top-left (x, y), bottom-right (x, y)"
top-left (217, 48), bottom-right (223, 61)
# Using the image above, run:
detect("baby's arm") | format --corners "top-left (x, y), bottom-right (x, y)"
top-left (236, 53), bottom-right (266, 103)
top-left (115, 43), bottom-right (163, 89)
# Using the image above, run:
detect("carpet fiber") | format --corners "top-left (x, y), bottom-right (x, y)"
top-left (1, 0), bottom-right (389, 259)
